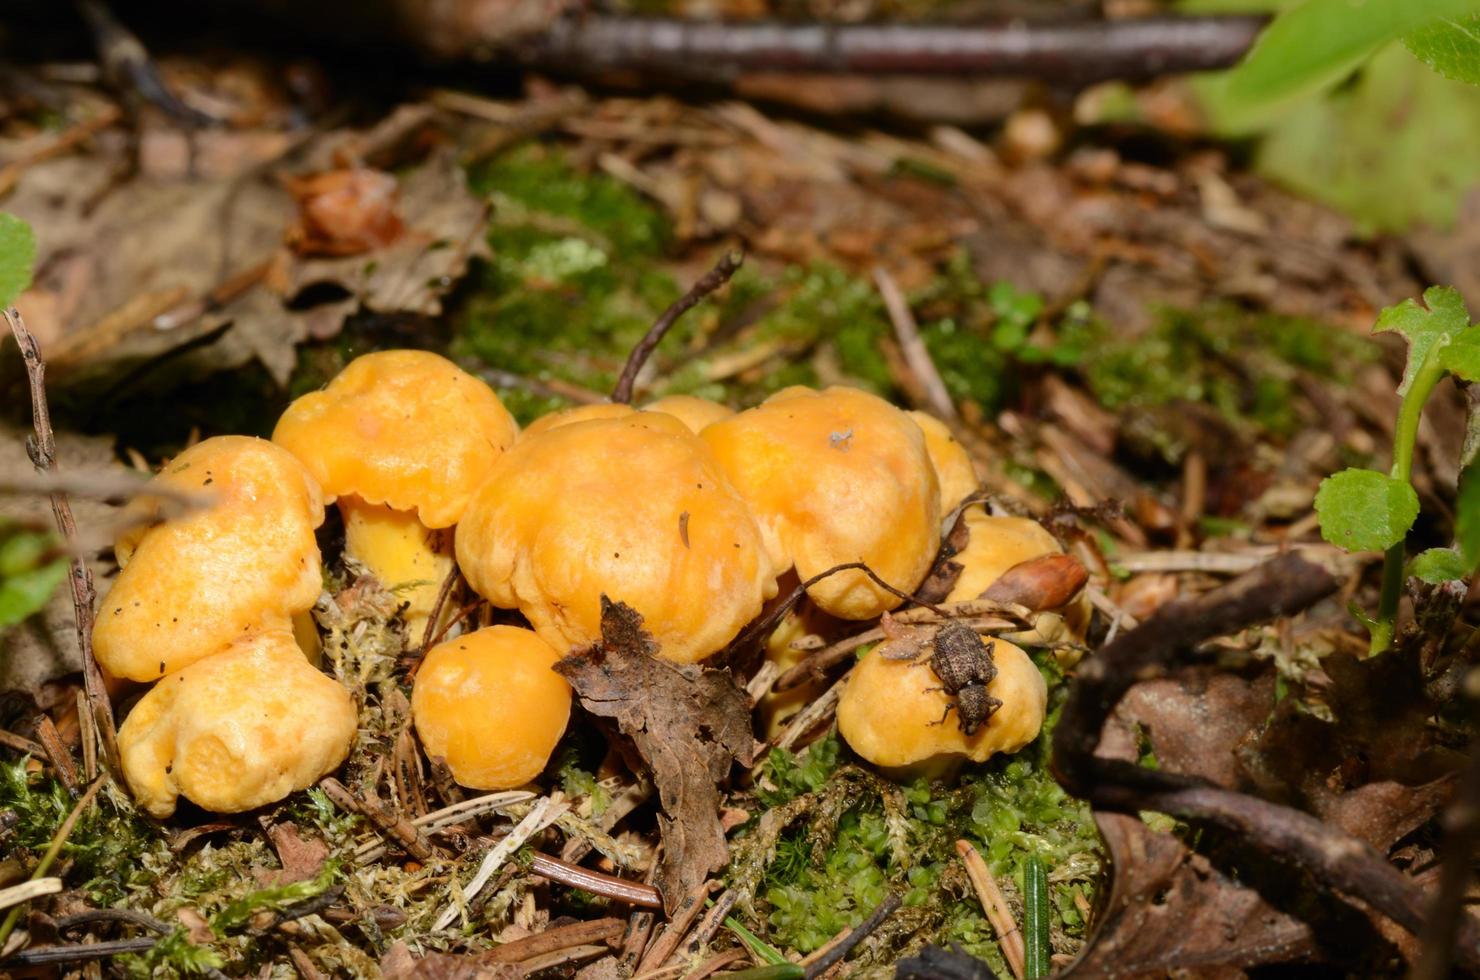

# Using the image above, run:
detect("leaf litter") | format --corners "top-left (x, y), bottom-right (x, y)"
top-left (1, 29), bottom-right (1479, 980)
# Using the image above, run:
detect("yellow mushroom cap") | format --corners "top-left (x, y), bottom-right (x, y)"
top-left (521, 402), bottom-right (635, 439)
top-left (643, 394), bottom-right (735, 433)
top-left (701, 386), bottom-right (941, 620)
top-left (456, 412), bottom-right (779, 663)
top-left (947, 512), bottom-right (1070, 603)
top-left (94, 437), bottom-right (325, 682)
top-left (836, 638), bottom-right (1046, 775)
top-left (118, 629), bottom-right (356, 817)
top-left (411, 626), bottom-right (572, 790)
top-left (272, 350), bottom-right (518, 528)
top-left (909, 412), bottom-right (980, 513)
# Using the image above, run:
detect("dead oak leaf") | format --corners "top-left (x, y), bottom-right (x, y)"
top-left (553, 597), bottom-right (753, 915)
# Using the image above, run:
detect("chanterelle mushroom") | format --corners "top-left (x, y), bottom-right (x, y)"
top-left (521, 402), bottom-right (634, 439)
top-left (909, 412), bottom-right (980, 512)
top-left (643, 394), bottom-right (734, 433)
top-left (118, 628), bottom-right (356, 817)
top-left (93, 436), bottom-right (324, 682)
top-left (456, 412), bottom-right (778, 663)
top-left (412, 626), bottom-right (572, 789)
top-left (701, 386), bottom-right (941, 620)
top-left (272, 350), bottom-right (518, 633)
top-left (836, 633), bottom-right (1046, 781)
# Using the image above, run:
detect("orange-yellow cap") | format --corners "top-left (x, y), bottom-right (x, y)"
top-left (94, 437), bottom-right (324, 682)
top-left (456, 412), bottom-right (778, 663)
top-left (701, 386), bottom-right (941, 620)
top-left (272, 350), bottom-right (518, 529)
top-left (412, 626), bottom-right (571, 790)
top-left (118, 628), bottom-right (356, 817)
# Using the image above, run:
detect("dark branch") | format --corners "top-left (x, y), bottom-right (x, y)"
top-left (612, 250), bottom-right (742, 404)
top-left (1413, 735), bottom-right (1480, 980)
top-left (804, 892), bottom-right (902, 978)
top-left (1051, 553), bottom-right (1480, 972)
top-left (528, 15), bottom-right (1267, 85)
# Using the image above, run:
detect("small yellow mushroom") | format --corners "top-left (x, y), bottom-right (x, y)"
top-left (836, 637), bottom-right (1046, 782)
top-left (93, 437), bottom-right (324, 682)
top-left (118, 629), bottom-right (357, 817)
top-left (456, 412), bottom-right (778, 663)
top-left (909, 412), bottom-right (980, 512)
top-left (643, 394), bottom-right (735, 433)
top-left (521, 402), bottom-right (635, 439)
top-left (273, 350), bottom-right (519, 634)
top-left (947, 510), bottom-right (1091, 648)
top-left (701, 386), bottom-right (941, 620)
top-left (411, 626), bottom-right (572, 789)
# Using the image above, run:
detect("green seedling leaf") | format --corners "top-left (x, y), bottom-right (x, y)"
top-left (0, 522), bottom-right (67, 627)
top-left (1406, 14), bottom-right (1480, 85)
top-left (1223, 0), bottom-right (1480, 110)
top-left (0, 212), bottom-right (35, 309)
top-left (1315, 468), bottom-right (1420, 552)
top-left (1376, 285), bottom-right (1473, 394)
top-left (1408, 547), bottom-right (1470, 582)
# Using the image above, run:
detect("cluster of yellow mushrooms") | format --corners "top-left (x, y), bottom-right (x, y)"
top-left (94, 351), bottom-right (1086, 817)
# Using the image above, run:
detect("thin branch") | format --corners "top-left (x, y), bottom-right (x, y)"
top-left (1052, 553), bottom-right (1480, 972)
top-left (802, 892), bottom-right (902, 978)
top-left (874, 266), bottom-right (956, 423)
top-left (1412, 735), bottom-right (1480, 980)
top-left (525, 15), bottom-right (1267, 84)
top-left (957, 841), bottom-right (1024, 980)
top-left (528, 853), bottom-right (665, 909)
top-left (5, 308), bottom-right (121, 780)
top-left (482, 917), bottom-right (626, 963)
top-left (612, 250), bottom-right (743, 404)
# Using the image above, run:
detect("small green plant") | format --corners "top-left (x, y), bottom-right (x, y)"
top-left (1314, 286), bottom-right (1480, 653)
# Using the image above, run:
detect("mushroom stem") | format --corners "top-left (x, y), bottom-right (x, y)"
top-left (339, 496), bottom-right (454, 637)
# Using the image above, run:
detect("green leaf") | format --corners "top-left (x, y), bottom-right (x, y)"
top-left (1408, 547), bottom-right (1470, 582)
top-left (1406, 14), bottom-right (1480, 84)
top-left (1375, 286), bottom-right (1472, 394)
top-left (1223, 0), bottom-right (1480, 110)
top-left (0, 523), bottom-right (66, 628)
top-left (1315, 468), bottom-right (1421, 552)
top-left (1205, 43), bottom-right (1480, 232)
top-left (0, 213), bottom-right (35, 309)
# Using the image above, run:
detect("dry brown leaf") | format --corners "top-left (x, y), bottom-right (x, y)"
top-left (380, 942), bottom-right (520, 980)
top-left (553, 597), bottom-right (754, 914)
top-left (0, 424), bottom-right (124, 695)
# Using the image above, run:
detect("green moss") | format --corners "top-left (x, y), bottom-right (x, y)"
top-left (740, 654), bottom-right (1101, 970)
top-left (0, 760), bottom-right (167, 905)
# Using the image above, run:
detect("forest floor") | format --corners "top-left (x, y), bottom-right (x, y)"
top-left (2, 21), bottom-right (1479, 979)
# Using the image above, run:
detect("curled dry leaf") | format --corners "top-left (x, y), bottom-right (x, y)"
top-left (553, 598), bottom-right (755, 914)
top-left (980, 552), bottom-right (1088, 611)
top-left (286, 168), bottom-right (404, 256)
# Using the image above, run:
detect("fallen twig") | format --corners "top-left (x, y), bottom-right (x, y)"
top-left (482, 916), bottom-right (626, 962)
top-left (801, 892), bottom-right (901, 979)
top-left (0, 879), bottom-right (62, 913)
top-left (639, 880), bottom-right (716, 971)
top-left (321, 777), bottom-right (433, 862)
top-left (33, 715), bottom-right (78, 793)
top-left (612, 250), bottom-right (743, 404)
top-left (956, 841), bottom-right (1024, 980)
top-left (433, 795), bottom-right (568, 931)
top-left (1412, 735), bottom-right (1480, 980)
top-left (529, 853), bottom-right (664, 909)
top-left (1053, 553), bottom-right (1480, 972)
top-left (7, 308), bottom-right (121, 779)
top-left (874, 267), bottom-right (957, 423)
